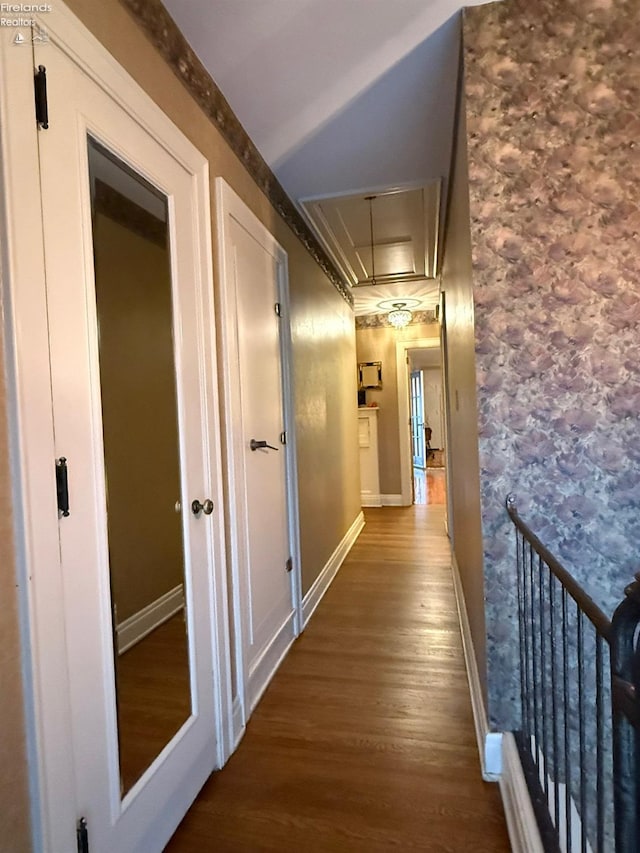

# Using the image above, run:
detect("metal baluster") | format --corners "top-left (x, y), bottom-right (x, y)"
top-left (540, 554), bottom-right (549, 803)
top-left (522, 532), bottom-right (532, 740)
top-left (595, 632), bottom-right (604, 853)
top-left (550, 570), bottom-right (560, 834)
top-left (563, 588), bottom-right (572, 853)
top-left (577, 607), bottom-right (587, 853)
top-left (531, 543), bottom-right (540, 771)
top-left (517, 529), bottom-right (527, 737)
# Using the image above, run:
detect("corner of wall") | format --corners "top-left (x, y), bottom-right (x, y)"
top-left (439, 40), bottom-right (488, 705)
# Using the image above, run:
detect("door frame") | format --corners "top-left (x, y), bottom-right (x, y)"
top-left (0, 6), bottom-right (232, 850)
top-left (215, 178), bottom-right (302, 748)
top-left (396, 337), bottom-right (441, 506)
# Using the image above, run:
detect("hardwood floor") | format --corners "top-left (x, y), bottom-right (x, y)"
top-left (165, 506), bottom-right (510, 852)
top-left (116, 613), bottom-right (191, 794)
top-left (413, 468), bottom-right (446, 505)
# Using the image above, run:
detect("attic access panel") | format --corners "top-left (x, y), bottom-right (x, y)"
top-left (300, 181), bottom-right (441, 289)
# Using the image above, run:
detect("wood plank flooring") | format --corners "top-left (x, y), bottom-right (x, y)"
top-left (165, 506), bottom-right (510, 852)
top-left (116, 613), bottom-right (191, 794)
top-left (413, 468), bottom-right (446, 505)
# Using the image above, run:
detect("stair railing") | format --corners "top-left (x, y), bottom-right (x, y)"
top-left (506, 495), bottom-right (640, 853)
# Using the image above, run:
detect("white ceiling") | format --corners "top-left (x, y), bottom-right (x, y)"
top-left (301, 182), bottom-right (441, 288)
top-left (163, 0), bottom-right (491, 312)
top-left (352, 279), bottom-right (441, 318)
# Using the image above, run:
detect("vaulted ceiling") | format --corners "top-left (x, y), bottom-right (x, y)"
top-left (163, 0), bottom-right (490, 314)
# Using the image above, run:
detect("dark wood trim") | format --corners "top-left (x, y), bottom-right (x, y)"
top-left (117, 0), bottom-right (353, 306)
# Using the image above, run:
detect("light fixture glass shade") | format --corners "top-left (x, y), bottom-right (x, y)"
top-left (388, 303), bottom-right (412, 328)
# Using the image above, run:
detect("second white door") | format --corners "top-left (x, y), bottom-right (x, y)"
top-left (217, 180), bottom-right (297, 727)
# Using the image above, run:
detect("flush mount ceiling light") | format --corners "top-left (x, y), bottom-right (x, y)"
top-left (387, 302), bottom-right (413, 329)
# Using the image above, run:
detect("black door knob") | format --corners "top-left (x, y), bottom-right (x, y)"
top-left (191, 498), bottom-right (214, 515)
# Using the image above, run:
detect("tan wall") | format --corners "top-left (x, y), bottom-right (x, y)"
top-left (94, 213), bottom-right (184, 622)
top-left (63, 0), bottom-right (361, 594)
top-left (356, 323), bottom-right (439, 496)
top-left (290, 255), bottom-right (360, 593)
top-left (0, 323), bottom-right (32, 852)
top-left (439, 85), bottom-right (488, 699)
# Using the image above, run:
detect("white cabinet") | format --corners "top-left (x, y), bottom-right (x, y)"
top-left (358, 407), bottom-right (381, 507)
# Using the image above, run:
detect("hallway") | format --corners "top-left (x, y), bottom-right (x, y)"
top-left (166, 507), bottom-right (510, 852)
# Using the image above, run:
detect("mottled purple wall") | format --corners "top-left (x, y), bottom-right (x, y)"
top-left (464, 0), bottom-right (640, 728)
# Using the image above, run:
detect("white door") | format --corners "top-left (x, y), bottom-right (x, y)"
top-left (10, 27), bottom-right (228, 853)
top-left (217, 180), bottom-right (298, 725)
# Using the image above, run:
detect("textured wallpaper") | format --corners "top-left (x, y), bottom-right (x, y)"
top-left (464, 0), bottom-right (640, 728)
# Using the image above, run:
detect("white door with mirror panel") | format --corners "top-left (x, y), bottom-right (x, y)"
top-left (1, 10), bottom-right (230, 853)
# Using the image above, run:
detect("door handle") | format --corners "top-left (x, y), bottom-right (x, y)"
top-left (191, 498), bottom-right (214, 516)
top-left (250, 439), bottom-right (279, 451)
top-left (55, 456), bottom-right (70, 517)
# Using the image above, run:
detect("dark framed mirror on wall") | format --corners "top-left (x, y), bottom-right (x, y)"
top-left (358, 361), bottom-right (382, 390)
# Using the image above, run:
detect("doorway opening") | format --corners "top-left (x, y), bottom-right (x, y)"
top-left (397, 339), bottom-right (447, 509)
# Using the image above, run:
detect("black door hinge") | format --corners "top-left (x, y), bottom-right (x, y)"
top-left (274, 302), bottom-right (282, 317)
top-left (56, 457), bottom-right (70, 517)
top-left (280, 431), bottom-right (287, 445)
top-left (76, 817), bottom-right (89, 853)
top-left (34, 64), bottom-right (49, 129)
top-left (285, 557), bottom-right (293, 573)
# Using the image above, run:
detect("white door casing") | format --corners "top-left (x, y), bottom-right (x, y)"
top-left (216, 178), bottom-right (301, 741)
top-left (0, 6), bottom-right (231, 851)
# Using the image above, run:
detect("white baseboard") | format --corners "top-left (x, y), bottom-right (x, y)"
top-left (450, 555), bottom-right (501, 781)
top-left (302, 511), bottom-right (365, 626)
top-left (361, 493), bottom-right (382, 507)
top-left (380, 494), bottom-right (403, 506)
top-left (116, 584), bottom-right (184, 654)
top-left (222, 694), bottom-right (246, 767)
top-left (500, 733), bottom-right (545, 853)
top-left (232, 696), bottom-right (244, 749)
top-left (248, 610), bottom-right (296, 713)
top-left (451, 557), bottom-right (547, 852)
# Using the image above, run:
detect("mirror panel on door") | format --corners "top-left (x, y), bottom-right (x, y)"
top-left (88, 138), bottom-right (192, 796)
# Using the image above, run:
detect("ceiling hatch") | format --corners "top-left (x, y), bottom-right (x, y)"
top-left (300, 181), bottom-right (441, 289)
